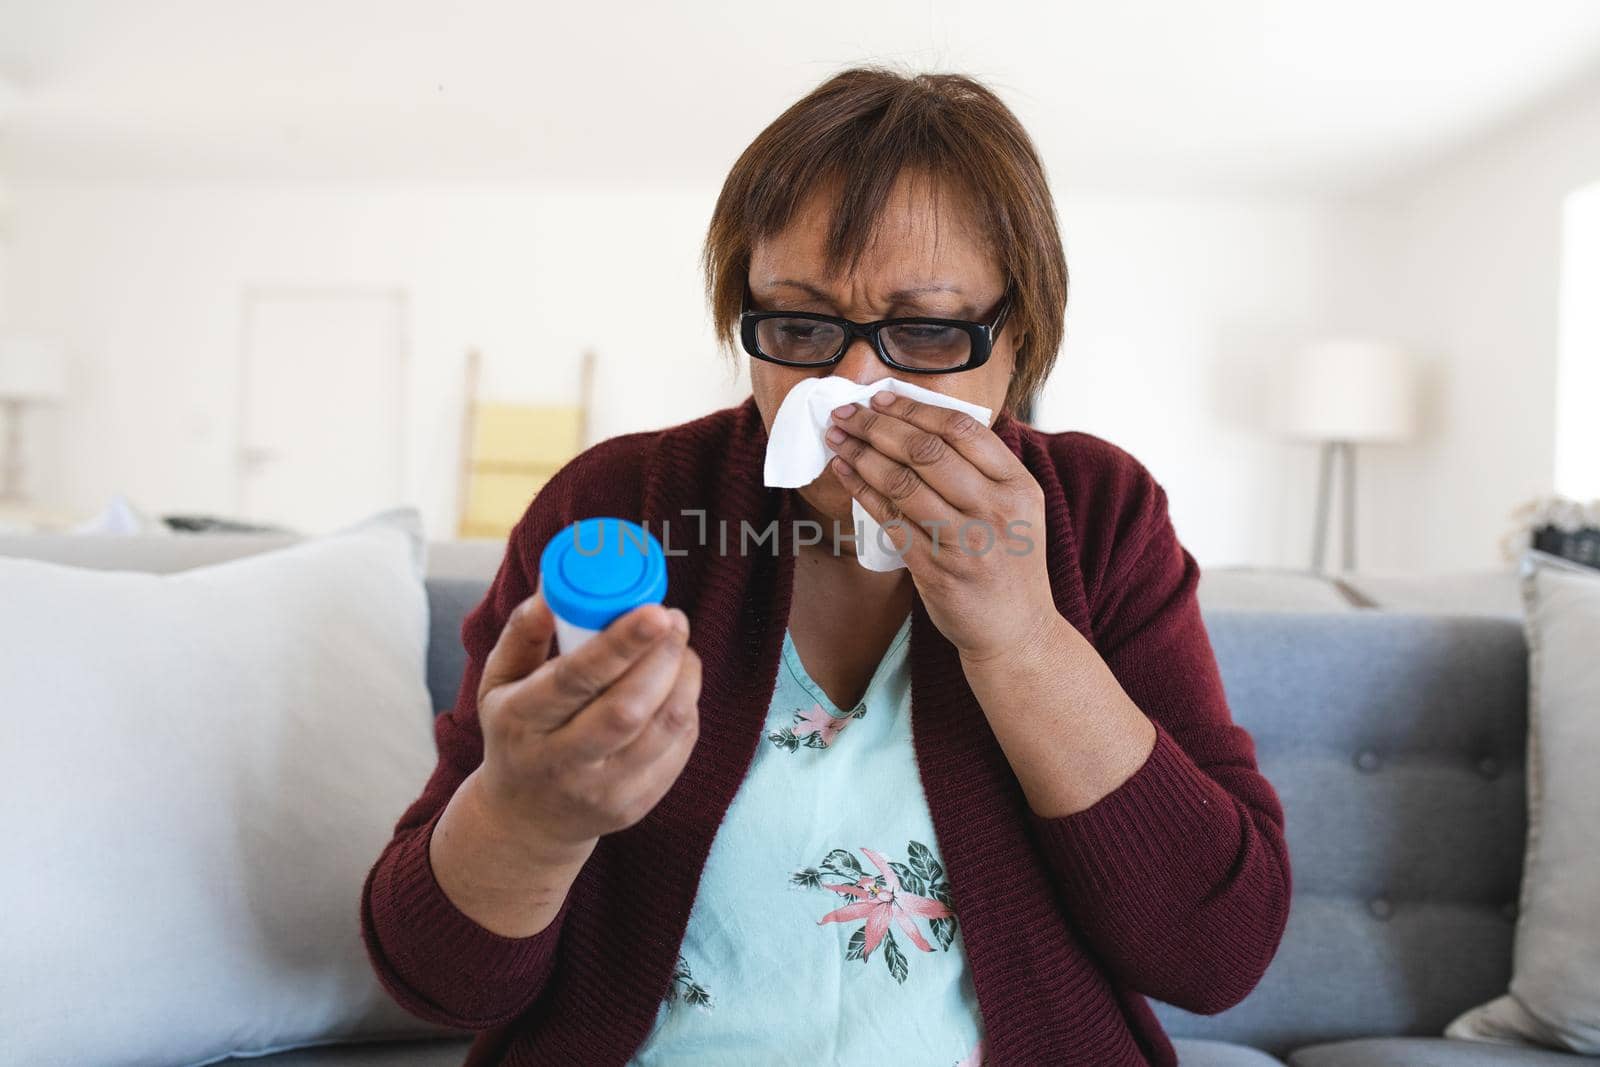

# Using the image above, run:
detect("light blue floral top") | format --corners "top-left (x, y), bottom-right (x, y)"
top-left (627, 615), bottom-right (986, 1066)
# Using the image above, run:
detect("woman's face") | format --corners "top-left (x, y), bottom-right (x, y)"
top-left (747, 172), bottom-right (1019, 528)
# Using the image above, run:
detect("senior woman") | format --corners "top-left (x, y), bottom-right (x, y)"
top-left (362, 67), bottom-right (1290, 1066)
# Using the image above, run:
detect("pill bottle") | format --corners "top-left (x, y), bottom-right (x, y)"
top-left (538, 517), bottom-right (667, 654)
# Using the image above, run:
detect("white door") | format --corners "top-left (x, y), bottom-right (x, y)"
top-left (237, 289), bottom-right (406, 534)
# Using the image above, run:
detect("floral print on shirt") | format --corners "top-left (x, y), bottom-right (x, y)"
top-left (664, 954), bottom-right (712, 1011)
top-left (638, 621), bottom-right (985, 1063)
top-left (767, 700), bottom-right (866, 751)
top-left (791, 841), bottom-right (957, 984)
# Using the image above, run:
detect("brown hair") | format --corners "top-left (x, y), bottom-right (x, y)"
top-left (701, 65), bottom-right (1069, 415)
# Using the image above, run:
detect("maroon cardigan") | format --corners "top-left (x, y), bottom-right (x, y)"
top-left (361, 395), bottom-right (1291, 1066)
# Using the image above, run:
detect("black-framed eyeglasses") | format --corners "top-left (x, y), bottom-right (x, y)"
top-left (739, 280), bottom-right (1015, 374)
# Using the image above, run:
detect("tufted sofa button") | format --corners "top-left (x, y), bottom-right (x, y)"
top-left (1478, 756), bottom-right (1502, 779)
top-left (1368, 897), bottom-right (1394, 921)
top-left (1354, 750), bottom-right (1381, 772)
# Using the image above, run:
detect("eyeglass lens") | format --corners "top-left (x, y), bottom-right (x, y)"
top-left (753, 318), bottom-right (972, 370)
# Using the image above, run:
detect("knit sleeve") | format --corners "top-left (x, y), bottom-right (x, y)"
top-left (1024, 448), bottom-right (1292, 1015)
top-left (360, 432), bottom-right (651, 1029)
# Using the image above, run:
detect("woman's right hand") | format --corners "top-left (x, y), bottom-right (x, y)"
top-left (473, 589), bottom-right (702, 854)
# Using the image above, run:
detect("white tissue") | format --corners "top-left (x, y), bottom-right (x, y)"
top-left (762, 376), bottom-right (994, 571)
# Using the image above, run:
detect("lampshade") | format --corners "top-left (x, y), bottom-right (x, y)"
top-left (1281, 337), bottom-right (1419, 442)
top-left (0, 336), bottom-right (68, 401)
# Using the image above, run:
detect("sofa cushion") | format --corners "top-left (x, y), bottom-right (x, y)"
top-left (1173, 1038), bottom-right (1287, 1065)
top-left (1150, 613), bottom-right (1528, 1053)
top-left (1289, 1036), bottom-right (1593, 1065)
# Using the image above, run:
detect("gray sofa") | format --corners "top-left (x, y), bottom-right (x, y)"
top-left (311, 581), bottom-right (1558, 1067)
top-left (0, 533), bottom-right (1567, 1065)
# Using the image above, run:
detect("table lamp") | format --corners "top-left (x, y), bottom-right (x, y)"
top-left (1282, 337), bottom-right (1420, 573)
top-left (0, 335), bottom-right (67, 502)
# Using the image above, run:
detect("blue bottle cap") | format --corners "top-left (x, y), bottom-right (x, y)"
top-left (539, 517), bottom-right (668, 632)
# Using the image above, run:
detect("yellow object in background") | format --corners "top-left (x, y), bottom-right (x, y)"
top-left (456, 349), bottom-right (594, 541)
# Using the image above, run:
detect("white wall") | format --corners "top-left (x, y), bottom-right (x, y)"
top-left (6, 185), bottom-right (748, 537)
top-left (1048, 71), bottom-right (1600, 576)
top-left (8, 180), bottom-right (1372, 563)
top-left (16, 105), bottom-right (1594, 566)
top-left (0, 180), bottom-right (12, 322)
top-left (1353, 71), bottom-right (1600, 571)
top-left (1556, 180), bottom-right (1600, 501)
top-left (1037, 193), bottom-right (1393, 568)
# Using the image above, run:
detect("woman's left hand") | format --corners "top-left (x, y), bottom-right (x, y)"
top-left (825, 390), bottom-right (1061, 664)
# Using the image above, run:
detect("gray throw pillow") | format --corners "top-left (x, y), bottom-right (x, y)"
top-left (1446, 551), bottom-right (1600, 1052)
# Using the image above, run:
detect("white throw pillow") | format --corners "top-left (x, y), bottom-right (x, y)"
top-left (0, 507), bottom-right (459, 1066)
top-left (1446, 550), bottom-right (1600, 1052)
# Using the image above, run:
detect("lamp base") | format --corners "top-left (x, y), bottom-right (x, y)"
top-left (1311, 439), bottom-right (1358, 574)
